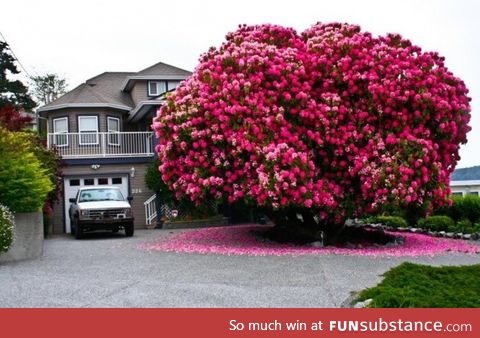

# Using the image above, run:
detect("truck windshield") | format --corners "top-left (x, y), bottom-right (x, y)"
top-left (78, 189), bottom-right (125, 202)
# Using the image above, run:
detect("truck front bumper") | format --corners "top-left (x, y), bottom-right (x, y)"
top-left (77, 218), bottom-right (134, 231)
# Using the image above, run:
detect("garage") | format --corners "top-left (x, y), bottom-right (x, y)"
top-left (63, 175), bottom-right (129, 233)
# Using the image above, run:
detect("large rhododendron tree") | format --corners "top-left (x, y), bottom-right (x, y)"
top-left (152, 23), bottom-right (471, 242)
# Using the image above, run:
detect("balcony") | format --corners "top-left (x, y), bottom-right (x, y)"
top-left (47, 132), bottom-right (155, 158)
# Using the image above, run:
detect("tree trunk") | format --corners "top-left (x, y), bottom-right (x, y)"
top-left (264, 208), bottom-right (345, 245)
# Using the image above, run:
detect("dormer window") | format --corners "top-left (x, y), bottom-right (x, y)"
top-left (148, 81), bottom-right (166, 96)
top-left (167, 81), bottom-right (181, 91)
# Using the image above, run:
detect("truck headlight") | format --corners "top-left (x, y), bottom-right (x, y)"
top-left (123, 209), bottom-right (132, 217)
top-left (80, 210), bottom-right (89, 217)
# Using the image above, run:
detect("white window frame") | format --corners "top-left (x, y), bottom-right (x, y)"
top-left (148, 81), bottom-right (166, 96)
top-left (107, 116), bottom-right (121, 146)
top-left (53, 117), bottom-right (69, 147)
top-left (78, 115), bottom-right (99, 145)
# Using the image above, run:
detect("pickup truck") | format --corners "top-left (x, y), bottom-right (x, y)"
top-left (69, 186), bottom-right (134, 239)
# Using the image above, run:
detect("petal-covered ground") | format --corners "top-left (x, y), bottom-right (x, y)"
top-left (141, 224), bottom-right (480, 257)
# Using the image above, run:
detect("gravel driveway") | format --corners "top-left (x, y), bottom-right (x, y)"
top-left (0, 229), bottom-right (479, 307)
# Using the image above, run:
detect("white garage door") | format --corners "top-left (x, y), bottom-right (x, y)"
top-left (64, 175), bottom-right (129, 233)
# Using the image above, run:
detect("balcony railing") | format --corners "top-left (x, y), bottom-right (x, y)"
top-left (47, 132), bottom-right (155, 158)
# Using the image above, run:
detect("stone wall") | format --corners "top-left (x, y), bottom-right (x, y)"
top-left (0, 212), bottom-right (43, 263)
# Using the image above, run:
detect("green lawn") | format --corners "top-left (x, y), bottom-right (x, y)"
top-left (356, 262), bottom-right (480, 308)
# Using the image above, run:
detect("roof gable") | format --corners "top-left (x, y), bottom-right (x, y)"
top-left (136, 61), bottom-right (191, 77)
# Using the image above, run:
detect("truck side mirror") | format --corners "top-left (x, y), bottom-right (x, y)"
top-left (69, 198), bottom-right (76, 203)
top-left (127, 196), bottom-right (133, 202)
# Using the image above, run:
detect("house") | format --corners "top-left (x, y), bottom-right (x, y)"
top-left (450, 166), bottom-right (480, 197)
top-left (18, 109), bottom-right (38, 131)
top-left (37, 62), bottom-right (191, 234)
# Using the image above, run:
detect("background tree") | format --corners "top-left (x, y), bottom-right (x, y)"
top-left (0, 41), bottom-right (35, 111)
top-left (0, 104), bottom-right (32, 131)
top-left (152, 23), bottom-right (471, 243)
top-left (30, 73), bottom-right (67, 105)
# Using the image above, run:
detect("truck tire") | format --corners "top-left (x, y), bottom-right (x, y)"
top-left (74, 218), bottom-right (83, 239)
top-left (125, 224), bottom-right (134, 237)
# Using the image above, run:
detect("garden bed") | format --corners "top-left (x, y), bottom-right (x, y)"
top-left (141, 224), bottom-right (480, 257)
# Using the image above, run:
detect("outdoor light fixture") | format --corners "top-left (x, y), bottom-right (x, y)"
top-left (91, 164), bottom-right (100, 170)
top-left (130, 167), bottom-right (135, 178)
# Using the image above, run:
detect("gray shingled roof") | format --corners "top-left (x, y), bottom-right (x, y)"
top-left (38, 62), bottom-right (192, 113)
top-left (451, 166), bottom-right (480, 181)
top-left (136, 61), bottom-right (191, 77)
top-left (38, 72), bottom-right (135, 112)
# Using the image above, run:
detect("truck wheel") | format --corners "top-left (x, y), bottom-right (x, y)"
top-left (125, 224), bottom-right (134, 237)
top-left (71, 221), bottom-right (76, 236)
top-left (74, 218), bottom-right (83, 239)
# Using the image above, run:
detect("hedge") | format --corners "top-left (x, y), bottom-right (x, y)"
top-left (417, 215), bottom-right (455, 232)
top-left (436, 195), bottom-right (480, 224)
top-left (371, 215), bottom-right (408, 228)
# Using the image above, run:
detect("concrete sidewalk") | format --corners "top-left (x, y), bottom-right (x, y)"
top-left (0, 229), bottom-right (479, 307)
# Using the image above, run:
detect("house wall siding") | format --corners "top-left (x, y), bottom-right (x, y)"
top-left (450, 184), bottom-right (480, 196)
top-left (131, 81), bottom-right (148, 106)
top-left (47, 108), bottom-right (127, 133)
top-left (51, 162), bottom-right (154, 234)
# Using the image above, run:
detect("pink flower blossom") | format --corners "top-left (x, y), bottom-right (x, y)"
top-left (152, 23), bottom-right (471, 225)
top-left (140, 225), bottom-right (480, 257)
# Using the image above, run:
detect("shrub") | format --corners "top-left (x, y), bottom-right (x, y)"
top-left (458, 195), bottom-right (480, 223)
top-left (417, 216), bottom-right (455, 231)
top-left (356, 263), bottom-right (480, 307)
top-left (28, 134), bottom-right (63, 207)
top-left (0, 204), bottom-right (14, 253)
top-left (454, 218), bottom-right (473, 233)
top-left (145, 158), bottom-right (175, 204)
top-left (436, 195), bottom-right (480, 224)
top-left (371, 215), bottom-right (408, 228)
top-left (0, 128), bottom-right (53, 212)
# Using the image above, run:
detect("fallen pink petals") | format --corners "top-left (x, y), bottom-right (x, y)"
top-left (140, 224), bottom-right (480, 257)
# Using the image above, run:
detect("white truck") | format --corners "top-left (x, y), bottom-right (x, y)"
top-left (69, 186), bottom-right (134, 239)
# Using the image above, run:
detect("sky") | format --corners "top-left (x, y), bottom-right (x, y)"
top-left (1, 0), bottom-right (478, 168)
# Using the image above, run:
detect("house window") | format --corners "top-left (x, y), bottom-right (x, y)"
top-left (69, 179), bottom-right (80, 186)
top-left (84, 178), bottom-right (94, 185)
top-left (167, 81), bottom-right (181, 91)
top-left (148, 81), bottom-right (166, 96)
top-left (53, 117), bottom-right (68, 146)
top-left (98, 178), bottom-right (109, 185)
top-left (107, 117), bottom-right (121, 145)
top-left (452, 192), bottom-right (463, 197)
top-left (78, 116), bottom-right (98, 145)
top-left (112, 177), bottom-right (122, 184)
top-left (467, 191), bottom-right (479, 196)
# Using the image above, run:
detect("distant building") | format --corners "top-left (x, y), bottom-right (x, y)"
top-left (450, 166), bottom-right (480, 196)
top-left (18, 108), bottom-right (38, 131)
